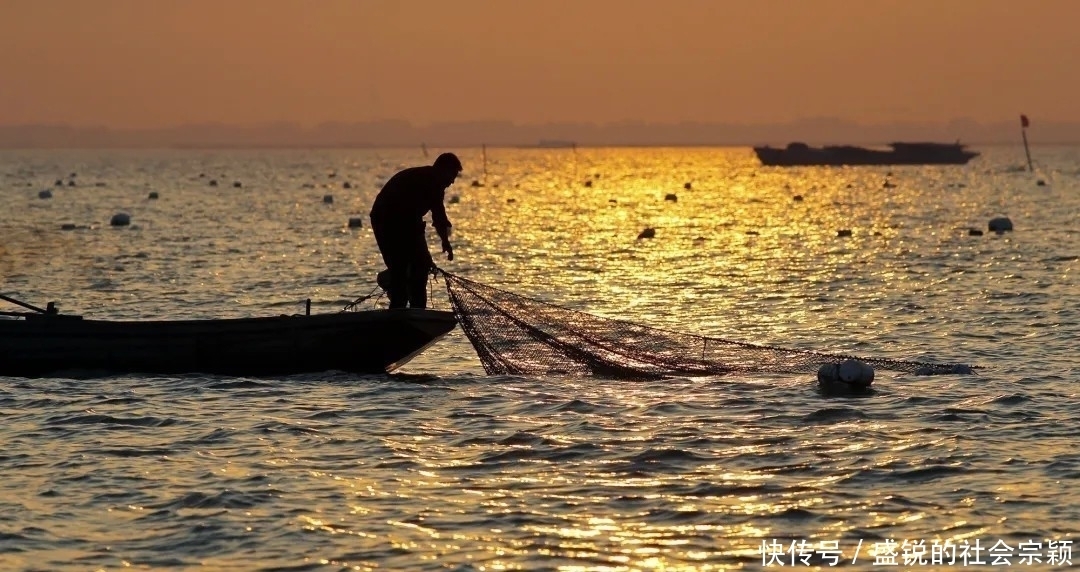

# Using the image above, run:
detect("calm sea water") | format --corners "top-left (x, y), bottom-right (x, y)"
top-left (1, 146), bottom-right (1078, 571)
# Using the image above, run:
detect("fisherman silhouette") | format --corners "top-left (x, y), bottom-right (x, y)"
top-left (370, 152), bottom-right (461, 309)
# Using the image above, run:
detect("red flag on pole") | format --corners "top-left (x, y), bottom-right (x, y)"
top-left (1021, 114), bottom-right (1030, 128)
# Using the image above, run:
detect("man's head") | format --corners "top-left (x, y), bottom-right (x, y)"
top-left (433, 152), bottom-right (463, 187)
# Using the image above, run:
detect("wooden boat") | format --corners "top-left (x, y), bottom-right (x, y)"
top-left (0, 295), bottom-right (456, 378)
top-left (754, 141), bottom-right (979, 166)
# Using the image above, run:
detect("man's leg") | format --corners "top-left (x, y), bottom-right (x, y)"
top-left (372, 222), bottom-right (409, 309)
top-left (386, 262), bottom-right (409, 309)
top-left (406, 232), bottom-right (434, 309)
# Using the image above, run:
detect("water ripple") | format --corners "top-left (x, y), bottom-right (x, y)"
top-left (1, 147), bottom-right (1078, 570)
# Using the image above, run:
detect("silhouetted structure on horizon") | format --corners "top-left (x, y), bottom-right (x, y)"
top-left (754, 141), bottom-right (979, 166)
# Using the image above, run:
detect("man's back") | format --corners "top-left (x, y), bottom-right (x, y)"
top-left (370, 166), bottom-right (443, 224)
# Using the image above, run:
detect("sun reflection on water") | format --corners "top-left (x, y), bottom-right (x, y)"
top-left (2, 147), bottom-right (1076, 570)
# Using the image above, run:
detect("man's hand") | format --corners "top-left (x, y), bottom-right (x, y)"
top-left (442, 239), bottom-right (454, 261)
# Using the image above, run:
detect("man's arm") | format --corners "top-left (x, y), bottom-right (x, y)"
top-left (431, 198), bottom-right (454, 261)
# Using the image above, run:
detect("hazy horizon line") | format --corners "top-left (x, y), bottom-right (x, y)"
top-left (3, 116), bottom-right (1075, 128)
top-left (2, 117), bottom-right (1077, 149)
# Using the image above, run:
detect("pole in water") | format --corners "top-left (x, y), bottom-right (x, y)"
top-left (1020, 114), bottom-right (1034, 172)
top-left (572, 142), bottom-right (578, 183)
top-left (482, 143), bottom-right (487, 185)
top-left (305, 298), bottom-right (311, 316)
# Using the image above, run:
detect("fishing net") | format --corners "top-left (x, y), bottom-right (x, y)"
top-left (437, 269), bottom-right (974, 379)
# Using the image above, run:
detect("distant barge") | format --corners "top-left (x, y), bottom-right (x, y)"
top-left (754, 141), bottom-right (979, 166)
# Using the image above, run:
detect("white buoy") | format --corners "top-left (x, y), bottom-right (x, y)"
top-left (38, 190), bottom-right (52, 199)
top-left (839, 359), bottom-right (875, 386)
top-left (817, 359), bottom-right (874, 391)
top-left (323, 194), bottom-right (334, 204)
top-left (110, 213), bottom-right (131, 226)
top-left (347, 217), bottom-right (363, 228)
top-left (988, 217), bottom-right (1013, 233)
top-left (817, 363), bottom-right (840, 383)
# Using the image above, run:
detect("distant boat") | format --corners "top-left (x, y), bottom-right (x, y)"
top-left (754, 141), bottom-right (979, 166)
top-left (0, 298), bottom-right (456, 378)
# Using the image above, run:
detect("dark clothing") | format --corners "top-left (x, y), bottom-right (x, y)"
top-left (370, 166), bottom-right (452, 235)
top-left (371, 219), bottom-right (434, 309)
top-left (369, 166), bottom-right (453, 309)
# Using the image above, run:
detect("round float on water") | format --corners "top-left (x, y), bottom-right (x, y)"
top-left (323, 194), bottom-right (334, 204)
top-left (817, 359), bottom-right (874, 392)
top-left (988, 216), bottom-right (1013, 233)
top-left (664, 193), bottom-right (678, 202)
top-left (448, 195), bottom-right (460, 204)
top-left (110, 213), bottom-right (131, 226)
top-left (38, 190), bottom-right (52, 199)
top-left (148, 191), bottom-right (159, 199)
top-left (347, 217), bottom-right (363, 228)
top-left (637, 228), bottom-right (656, 239)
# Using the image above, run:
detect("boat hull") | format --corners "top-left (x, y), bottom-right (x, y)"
top-left (754, 142), bottom-right (979, 166)
top-left (0, 309), bottom-right (457, 379)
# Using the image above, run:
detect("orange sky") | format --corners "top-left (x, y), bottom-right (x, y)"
top-left (1, 0), bottom-right (1077, 128)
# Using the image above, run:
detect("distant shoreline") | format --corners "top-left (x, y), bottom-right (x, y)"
top-left (0, 142), bottom-right (1075, 151)
top-left (2, 118), bottom-right (1079, 149)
